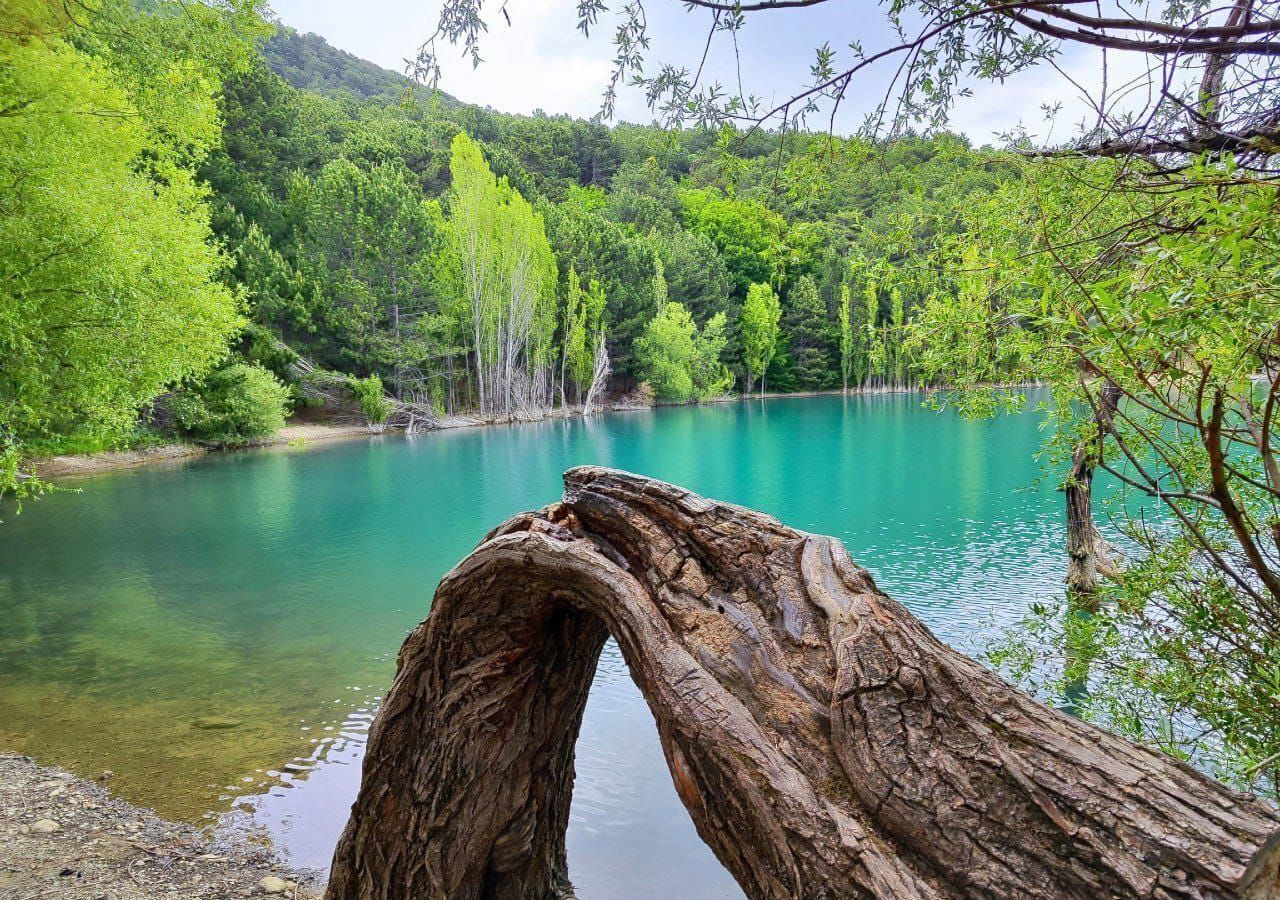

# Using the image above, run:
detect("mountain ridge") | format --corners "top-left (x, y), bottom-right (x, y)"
top-left (261, 24), bottom-right (460, 107)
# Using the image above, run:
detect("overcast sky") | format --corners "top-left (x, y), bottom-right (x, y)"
top-left (266, 0), bottom-right (1138, 145)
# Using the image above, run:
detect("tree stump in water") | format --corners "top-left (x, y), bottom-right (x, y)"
top-left (327, 466), bottom-right (1280, 900)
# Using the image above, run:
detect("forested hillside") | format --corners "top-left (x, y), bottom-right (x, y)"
top-left (3, 0), bottom-right (1029, 490)
top-left (228, 24), bottom-right (1023, 412)
top-left (260, 26), bottom-right (436, 104)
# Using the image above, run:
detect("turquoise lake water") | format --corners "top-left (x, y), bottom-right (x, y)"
top-left (0, 393), bottom-right (1068, 898)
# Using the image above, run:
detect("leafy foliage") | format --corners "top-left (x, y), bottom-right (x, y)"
top-left (903, 155), bottom-right (1280, 796)
top-left (171, 363), bottom-right (290, 447)
top-left (346, 374), bottom-right (391, 425)
top-left (0, 0), bottom-right (252, 493)
top-left (740, 283), bottom-right (781, 393)
top-left (635, 303), bottom-right (732, 403)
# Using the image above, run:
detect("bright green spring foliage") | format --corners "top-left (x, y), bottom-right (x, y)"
top-left (634, 303), bottom-right (733, 404)
top-left (835, 254), bottom-right (920, 392)
top-left (690, 313), bottom-right (734, 400)
top-left (345, 374), bottom-right (391, 425)
top-left (906, 244), bottom-right (1018, 411)
top-left (740, 283), bottom-right (781, 394)
top-left (0, 0), bottom-right (261, 493)
top-left (171, 363), bottom-right (290, 447)
top-left (635, 304), bottom-right (696, 402)
top-left (677, 188), bottom-right (788, 298)
top-left (446, 132), bottom-right (558, 417)
top-left (890, 287), bottom-right (906, 387)
top-left (561, 270), bottom-right (608, 402)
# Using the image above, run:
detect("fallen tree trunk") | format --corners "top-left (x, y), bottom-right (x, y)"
top-left (327, 467), bottom-right (1280, 900)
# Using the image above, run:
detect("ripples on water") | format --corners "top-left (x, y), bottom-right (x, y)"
top-left (0, 393), bottom-right (1068, 899)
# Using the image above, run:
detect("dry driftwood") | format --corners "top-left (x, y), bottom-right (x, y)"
top-left (327, 467), bottom-right (1280, 900)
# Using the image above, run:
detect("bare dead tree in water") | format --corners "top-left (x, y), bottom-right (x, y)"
top-left (581, 331), bottom-right (611, 417)
top-left (1064, 375), bottom-right (1122, 600)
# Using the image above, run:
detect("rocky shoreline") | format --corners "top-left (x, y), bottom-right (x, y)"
top-left (0, 753), bottom-right (321, 899)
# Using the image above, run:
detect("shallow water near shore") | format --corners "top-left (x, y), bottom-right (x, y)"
top-left (0, 393), bottom-right (1067, 898)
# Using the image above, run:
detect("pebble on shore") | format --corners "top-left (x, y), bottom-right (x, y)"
top-left (0, 753), bottom-right (320, 899)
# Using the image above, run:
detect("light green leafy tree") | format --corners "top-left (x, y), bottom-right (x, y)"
top-left (170, 363), bottom-right (290, 447)
top-left (635, 303), bottom-right (697, 403)
top-left (863, 280), bottom-right (883, 387)
top-left (446, 132), bottom-right (559, 418)
top-left (740, 282), bottom-right (781, 395)
top-left (691, 313), bottom-right (734, 400)
top-left (890, 286), bottom-right (906, 387)
top-left (651, 256), bottom-right (668, 308)
top-left (678, 189), bottom-right (788, 298)
top-left (561, 269), bottom-right (608, 404)
top-left (0, 0), bottom-right (255, 496)
top-left (838, 284), bottom-right (854, 393)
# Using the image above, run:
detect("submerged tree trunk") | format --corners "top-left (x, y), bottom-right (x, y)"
top-left (328, 467), bottom-right (1280, 900)
top-left (1064, 380), bottom-right (1122, 603)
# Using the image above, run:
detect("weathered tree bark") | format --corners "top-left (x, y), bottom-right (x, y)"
top-left (327, 467), bottom-right (1280, 900)
top-left (1065, 379), bottom-right (1122, 602)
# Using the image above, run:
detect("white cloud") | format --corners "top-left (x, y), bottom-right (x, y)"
top-left (428, 0), bottom-right (621, 118)
top-left (269, 0), bottom-right (637, 119)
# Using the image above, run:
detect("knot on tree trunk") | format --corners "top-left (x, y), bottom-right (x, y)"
top-left (327, 466), bottom-right (1280, 900)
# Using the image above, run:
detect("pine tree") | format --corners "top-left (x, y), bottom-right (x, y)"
top-left (783, 275), bottom-right (835, 390)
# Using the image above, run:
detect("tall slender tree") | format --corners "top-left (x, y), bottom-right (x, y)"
top-left (740, 282), bottom-right (781, 396)
top-left (561, 269), bottom-right (607, 405)
top-left (838, 284), bottom-right (854, 394)
top-left (446, 133), bottom-right (558, 419)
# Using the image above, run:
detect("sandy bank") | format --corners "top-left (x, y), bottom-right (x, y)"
top-left (29, 423), bottom-right (373, 481)
top-left (0, 753), bottom-right (320, 899)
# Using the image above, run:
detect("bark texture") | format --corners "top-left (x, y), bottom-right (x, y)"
top-left (1065, 379), bottom-right (1122, 601)
top-left (327, 466), bottom-right (1280, 900)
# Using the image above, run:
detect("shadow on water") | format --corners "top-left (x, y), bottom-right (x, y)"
top-left (0, 393), bottom-right (1065, 896)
